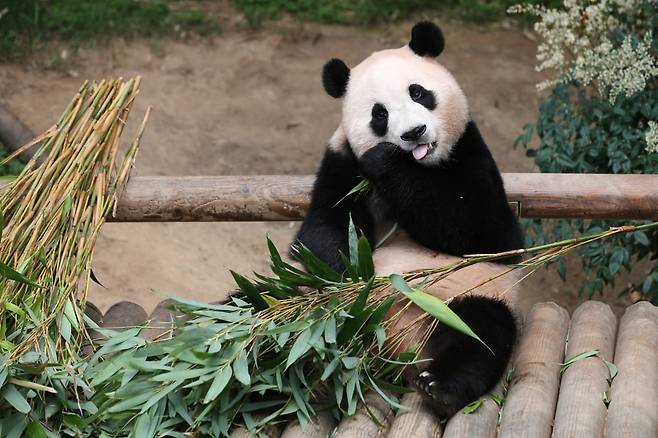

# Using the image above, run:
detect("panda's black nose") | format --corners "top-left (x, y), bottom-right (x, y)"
top-left (401, 125), bottom-right (426, 141)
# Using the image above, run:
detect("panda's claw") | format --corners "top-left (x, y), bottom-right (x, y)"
top-left (415, 370), bottom-right (438, 399)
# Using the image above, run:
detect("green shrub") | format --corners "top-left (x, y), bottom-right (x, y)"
top-left (0, 0), bottom-right (218, 60)
top-left (513, 1), bottom-right (658, 301)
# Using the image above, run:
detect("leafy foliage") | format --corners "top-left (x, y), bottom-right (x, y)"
top-left (0, 0), bottom-right (218, 60)
top-left (515, 2), bottom-right (658, 302)
top-left (517, 82), bottom-right (658, 301)
top-left (230, 0), bottom-right (561, 26)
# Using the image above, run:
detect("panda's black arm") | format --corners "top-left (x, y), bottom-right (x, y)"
top-left (358, 123), bottom-right (523, 258)
top-left (292, 146), bottom-right (375, 272)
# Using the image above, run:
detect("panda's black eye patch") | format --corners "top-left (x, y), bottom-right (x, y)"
top-left (370, 103), bottom-right (388, 137)
top-left (409, 84), bottom-right (436, 110)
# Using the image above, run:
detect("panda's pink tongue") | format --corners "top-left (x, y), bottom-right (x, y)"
top-left (412, 144), bottom-right (429, 160)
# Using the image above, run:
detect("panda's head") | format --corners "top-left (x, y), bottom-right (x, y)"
top-left (323, 22), bottom-right (469, 166)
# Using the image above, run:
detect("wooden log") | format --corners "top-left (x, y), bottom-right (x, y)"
top-left (552, 301), bottom-right (618, 438)
top-left (605, 301), bottom-right (658, 437)
top-left (388, 392), bottom-right (443, 438)
top-left (0, 104), bottom-right (39, 162)
top-left (279, 411), bottom-right (336, 438)
top-left (101, 301), bottom-right (147, 329)
top-left (443, 370), bottom-right (508, 438)
top-left (106, 174), bottom-right (658, 222)
top-left (139, 299), bottom-right (177, 341)
top-left (333, 392), bottom-right (394, 438)
top-left (499, 302), bottom-right (569, 438)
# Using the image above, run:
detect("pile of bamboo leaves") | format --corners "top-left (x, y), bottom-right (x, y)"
top-left (0, 78), bottom-right (147, 437)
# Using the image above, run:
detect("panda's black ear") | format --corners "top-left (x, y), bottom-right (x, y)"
top-left (409, 21), bottom-right (445, 58)
top-left (322, 58), bottom-right (350, 98)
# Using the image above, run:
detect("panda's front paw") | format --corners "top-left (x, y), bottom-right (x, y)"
top-left (414, 370), bottom-right (459, 419)
top-left (415, 370), bottom-right (437, 398)
top-left (358, 142), bottom-right (406, 181)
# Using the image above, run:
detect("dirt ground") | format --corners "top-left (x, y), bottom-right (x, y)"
top-left (0, 17), bottom-right (635, 317)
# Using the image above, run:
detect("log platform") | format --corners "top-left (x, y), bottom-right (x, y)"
top-left (94, 299), bottom-right (658, 438)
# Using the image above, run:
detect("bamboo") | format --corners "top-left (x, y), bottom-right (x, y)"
top-left (499, 302), bottom-right (569, 438)
top-left (387, 392), bottom-right (443, 438)
top-left (605, 302), bottom-right (658, 437)
top-left (552, 301), bottom-right (617, 438)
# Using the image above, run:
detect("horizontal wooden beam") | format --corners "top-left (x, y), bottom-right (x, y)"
top-left (109, 174), bottom-right (658, 222)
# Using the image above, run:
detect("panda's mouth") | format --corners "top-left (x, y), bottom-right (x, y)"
top-left (412, 142), bottom-right (437, 161)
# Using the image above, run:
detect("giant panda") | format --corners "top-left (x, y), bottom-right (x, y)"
top-left (292, 21), bottom-right (525, 419)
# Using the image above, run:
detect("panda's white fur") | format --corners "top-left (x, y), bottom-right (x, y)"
top-left (330, 46), bottom-right (469, 167)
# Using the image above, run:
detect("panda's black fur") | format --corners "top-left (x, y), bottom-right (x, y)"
top-left (292, 21), bottom-right (523, 419)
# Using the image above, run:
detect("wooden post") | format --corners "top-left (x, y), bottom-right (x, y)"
top-left (279, 411), bottom-right (336, 438)
top-left (442, 370), bottom-right (508, 438)
top-left (387, 392), bottom-right (443, 438)
top-left (105, 174), bottom-right (658, 222)
top-left (499, 302), bottom-right (569, 438)
top-left (0, 104), bottom-right (40, 162)
top-left (333, 392), bottom-right (394, 438)
top-left (552, 301), bottom-right (618, 438)
top-left (605, 301), bottom-right (658, 437)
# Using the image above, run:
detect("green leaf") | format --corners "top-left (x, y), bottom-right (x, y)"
top-left (233, 350), bottom-right (251, 385)
top-left (286, 329), bottom-right (312, 369)
top-left (1, 384), bottom-right (31, 413)
top-left (333, 178), bottom-right (370, 207)
top-left (390, 274), bottom-right (489, 351)
top-left (324, 317), bottom-right (336, 344)
top-left (348, 216), bottom-right (359, 268)
top-left (341, 356), bottom-right (360, 369)
top-left (25, 422), bottom-right (47, 438)
top-left (560, 349), bottom-right (599, 373)
top-left (0, 261), bottom-right (40, 288)
top-left (321, 357), bottom-right (340, 381)
top-left (230, 271), bottom-right (268, 311)
top-left (604, 360), bottom-right (618, 382)
top-left (204, 366), bottom-right (233, 403)
top-left (463, 399), bottom-right (484, 414)
top-left (357, 236), bottom-right (374, 280)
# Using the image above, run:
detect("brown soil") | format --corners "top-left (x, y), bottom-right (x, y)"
top-left (0, 18), bottom-right (635, 317)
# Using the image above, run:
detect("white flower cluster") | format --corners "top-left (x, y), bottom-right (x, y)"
top-left (509, 0), bottom-right (658, 103)
top-left (646, 121), bottom-right (658, 153)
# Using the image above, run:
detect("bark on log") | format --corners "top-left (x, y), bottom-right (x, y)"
top-left (605, 301), bottom-right (658, 437)
top-left (107, 174), bottom-right (658, 222)
top-left (552, 301), bottom-right (617, 438)
top-left (499, 302), bottom-right (569, 438)
top-left (0, 104), bottom-right (39, 162)
top-left (387, 392), bottom-right (443, 438)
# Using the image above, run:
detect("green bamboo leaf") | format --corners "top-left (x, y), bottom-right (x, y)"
top-left (341, 357), bottom-right (360, 369)
top-left (321, 357), bottom-right (340, 381)
top-left (324, 317), bottom-right (337, 344)
top-left (333, 178), bottom-right (370, 207)
top-left (286, 329), bottom-right (312, 369)
top-left (340, 251), bottom-right (359, 282)
top-left (204, 367), bottom-right (233, 403)
top-left (560, 349), bottom-right (599, 373)
top-left (230, 271), bottom-right (268, 311)
top-left (25, 422), bottom-right (47, 438)
top-left (604, 360), bottom-right (618, 381)
top-left (390, 274), bottom-right (490, 351)
top-left (0, 261), bottom-right (40, 288)
top-left (463, 399), bottom-right (484, 414)
top-left (151, 367), bottom-right (213, 382)
top-left (233, 350), bottom-right (251, 385)
top-left (1, 384), bottom-right (31, 413)
top-left (357, 236), bottom-right (374, 280)
top-left (348, 216), bottom-right (359, 268)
